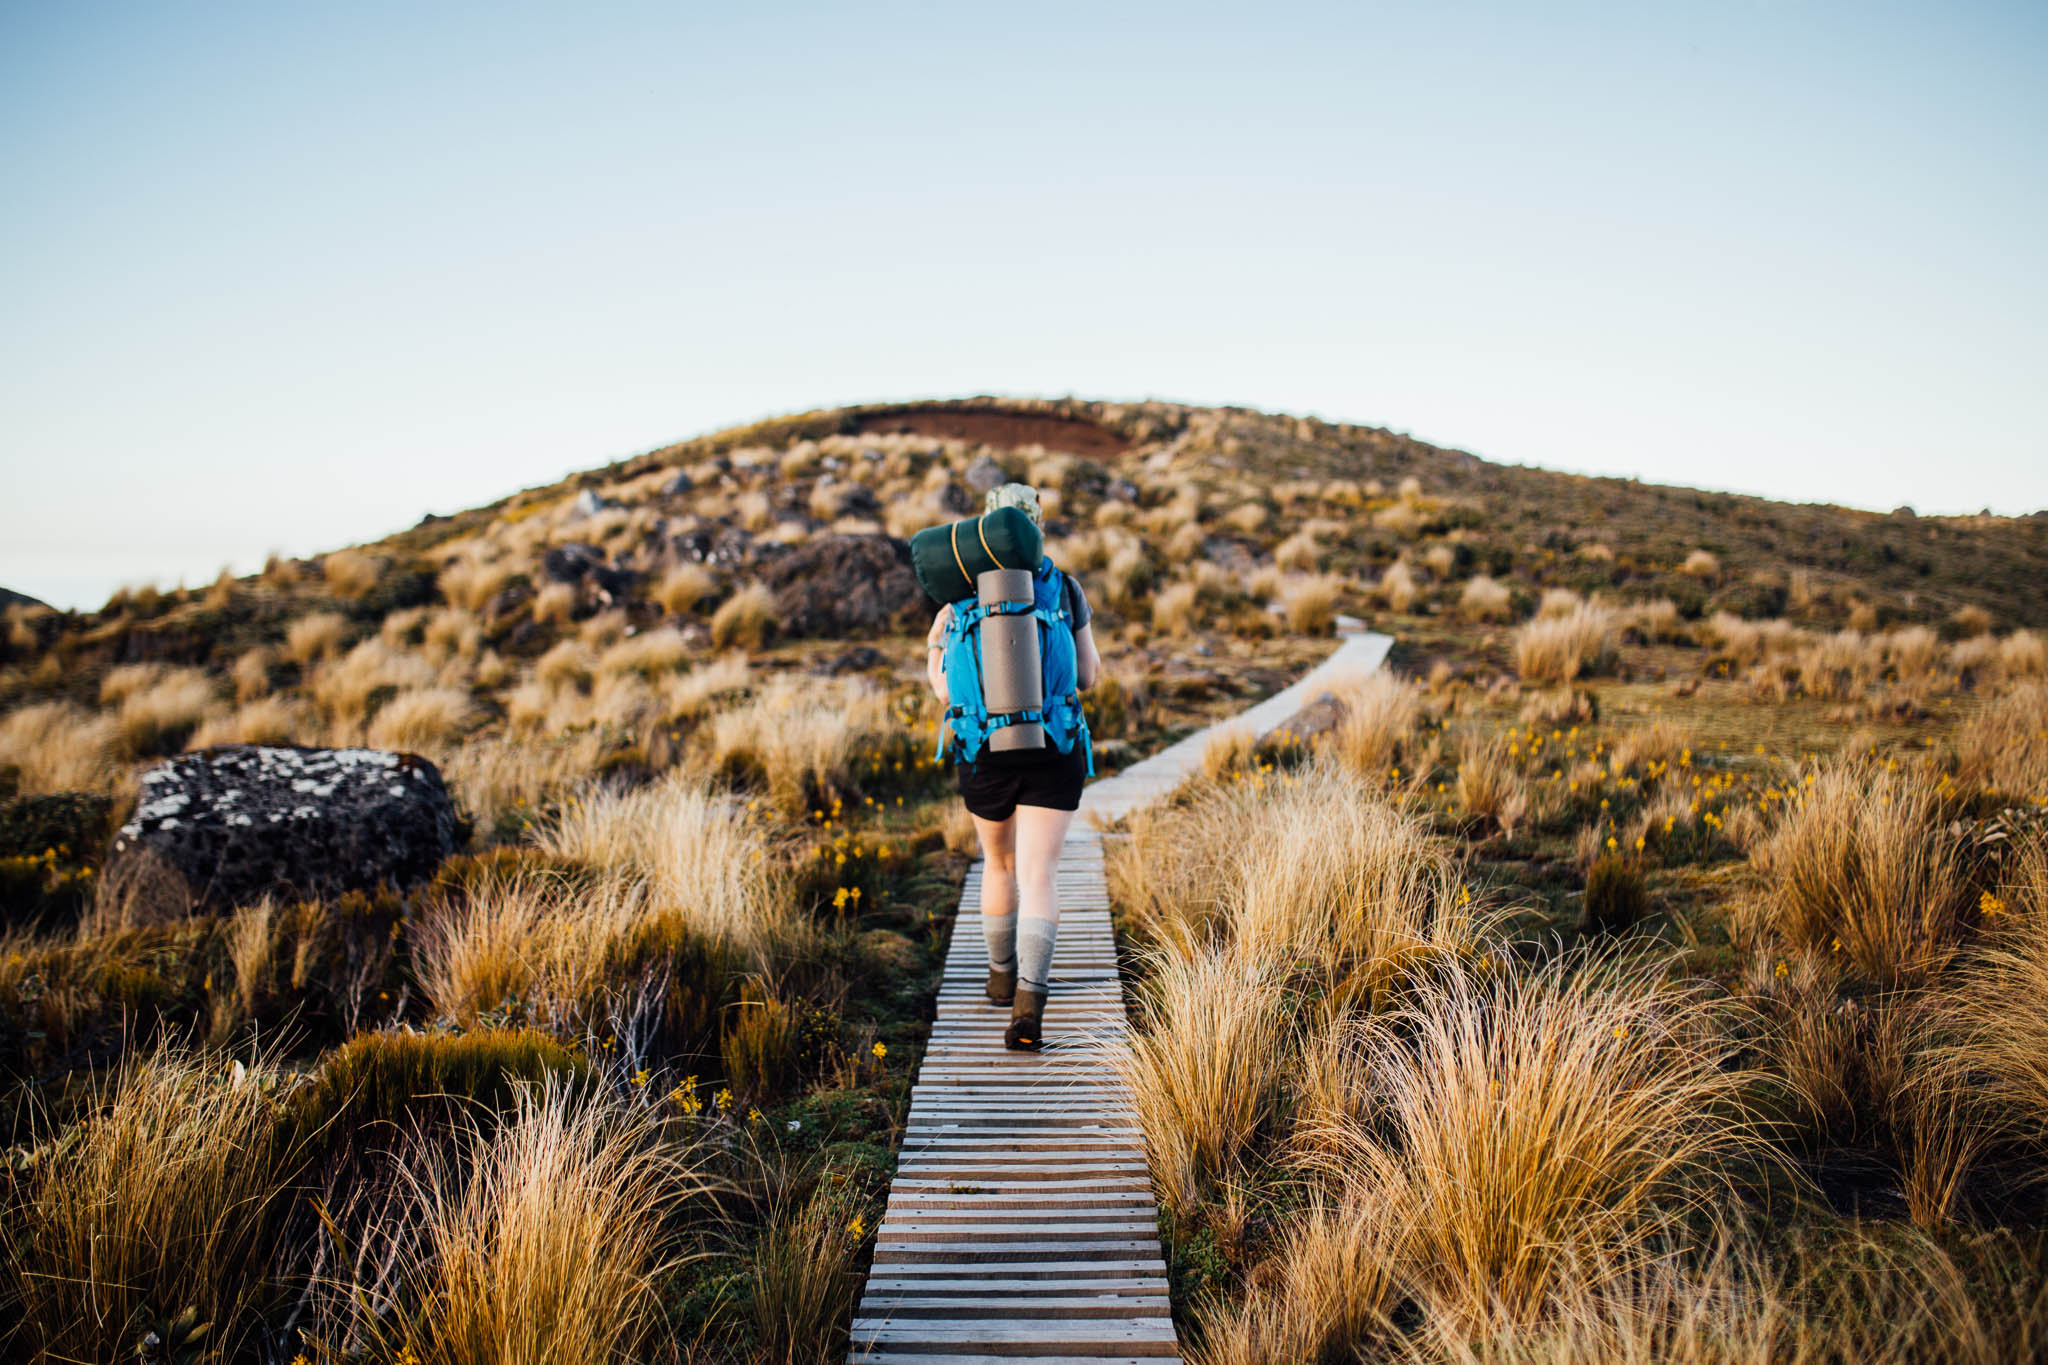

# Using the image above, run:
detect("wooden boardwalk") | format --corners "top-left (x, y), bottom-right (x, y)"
top-left (852, 629), bottom-right (1392, 1363)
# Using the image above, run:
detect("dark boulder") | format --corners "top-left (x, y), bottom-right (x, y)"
top-left (541, 544), bottom-right (635, 599)
top-left (543, 543), bottom-right (605, 583)
top-left (934, 482), bottom-right (976, 517)
top-left (1267, 691), bottom-right (1347, 746)
top-left (964, 455), bottom-right (1010, 494)
top-left (820, 645), bottom-right (888, 675)
top-left (107, 745), bottom-right (460, 910)
top-left (764, 535), bottom-right (931, 638)
top-left (673, 526), bottom-right (759, 569)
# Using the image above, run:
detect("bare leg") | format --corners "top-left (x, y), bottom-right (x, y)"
top-left (1012, 804), bottom-right (1076, 927)
top-left (1011, 804), bottom-right (1075, 997)
top-left (973, 812), bottom-right (1019, 973)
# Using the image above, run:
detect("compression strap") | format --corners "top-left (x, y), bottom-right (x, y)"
top-left (976, 514), bottom-right (1005, 569)
top-left (949, 522), bottom-right (971, 591)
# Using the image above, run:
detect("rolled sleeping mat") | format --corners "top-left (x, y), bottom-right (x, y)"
top-left (909, 507), bottom-right (1045, 605)
top-left (977, 568), bottom-right (1045, 752)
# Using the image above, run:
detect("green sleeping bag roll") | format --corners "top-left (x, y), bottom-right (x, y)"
top-left (909, 507), bottom-right (1045, 604)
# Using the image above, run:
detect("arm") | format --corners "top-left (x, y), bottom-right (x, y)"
top-left (1073, 622), bottom-right (1100, 691)
top-left (925, 604), bottom-right (953, 703)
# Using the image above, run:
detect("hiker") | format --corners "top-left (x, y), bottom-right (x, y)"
top-left (925, 483), bottom-right (1099, 1050)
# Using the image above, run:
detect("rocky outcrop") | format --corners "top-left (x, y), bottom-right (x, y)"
top-left (541, 543), bottom-right (636, 599)
top-left (764, 535), bottom-right (932, 638)
top-left (107, 746), bottom-right (460, 910)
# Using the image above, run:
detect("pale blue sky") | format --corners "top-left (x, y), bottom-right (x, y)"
top-left (3, 1), bottom-right (2043, 610)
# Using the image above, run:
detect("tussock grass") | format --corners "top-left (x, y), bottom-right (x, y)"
top-left (654, 562), bottom-right (716, 616)
top-left (0, 700), bottom-right (121, 793)
top-left (1953, 682), bottom-right (2048, 797)
top-left (1113, 760), bottom-right (1474, 999)
top-left (1378, 560), bottom-right (1420, 612)
top-left (705, 674), bottom-right (891, 809)
top-left (102, 665), bottom-right (217, 757)
top-left (1459, 573), bottom-right (1513, 622)
top-left (1454, 729), bottom-right (1529, 834)
top-left (439, 731), bottom-right (608, 833)
top-left (328, 1077), bottom-right (711, 1365)
top-left (748, 1181), bottom-right (868, 1364)
top-left (1306, 955), bottom-right (1763, 1335)
top-left (1752, 760), bottom-right (1968, 985)
top-left (231, 645), bottom-right (275, 701)
top-left (1119, 944), bottom-right (1291, 1215)
top-left (310, 638), bottom-right (436, 733)
top-left (6, 1048), bottom-right (302, 1363)
top-left (1326, 669), bottom-right (1423, 778)
top-left (365, 685), bottom-right (475, 752)
top-left (1152, 580), bottom-right (1201, 635)
top-left (189, 696), bottom-right (312, 748)
top-left (321, 547), bottom-right (386, 599)
top-left (285, 610), bottom-right (350, 664)
top-left (1281, 572), bottom-right (1345, 634)
top-left (533, 769), bottom-right (794, 958)
top-left (710, 582), bottom-right (775, 649)
top-left (437, 551), bottom-right (515, 612)
top-left (1940, 840), bottom-right (2048, 1143)
top-left (1513, 604), bottom-right (1616, 686)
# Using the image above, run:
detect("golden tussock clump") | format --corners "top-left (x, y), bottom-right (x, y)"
top-left (1938, 841), bottom-right (2048, 1142)
top-left (310, 639), bottom-right (436, 733)
top-left (534, 769), bottom-right (795, 960)
top-left (438, 551), bottom-right (516, 613)
top-left (1952, 682), bottom-right (2048, 797)
top-left (1274, 529), bottom-right (1320, 573)
top-left (341, 1078), bottom-right (713, 1365)
top-left (5, 1048), bottom-right (301, 1362)
top-left (321, 547), bottom-right (387, 599)
top-left (1681, 548), bottom-right (1722, 579)
top-left (1151, 580), bottom-right (1201, 636)
top-left (1376, 560), bottom-right (1419, 612)
top-left (1950, 603), bottom-right (1994, 637)
top-left (1297, 956), bottom-right (1763, 1337)
top-left (1459, 574), bottom-right (1513, 622)
top-left (1325, 669), bottom-right (1424, 779)
top-left (103, 665), bottom-right (218, 758)
top-left (1750, 759), bottom-right (1968, 986)
top-left (710, 582), bottom-right (775, 650)
top-left (1119, 943), bottom-right (1291, 1215)
top-left (365, 686), bottom-right (476, 752)
top-left (284, 610), bottom-right (350, 664)
top-left (1281, 573), bottom-right (1345, 635)
top-left (188, 696), bottom-right (311, 749)
top-left (706, 674), bottom-right (891, 810)
top-left (1112, 759), bottom-right (1472, 993)
top-left (1513, 603), bottom-right (1617, 686)
top-left (653, 563), bottom-right (716, 616)
top-left (231, 646), bottom-right (275, 701)
top-left (0, 701), bottom-right (121, 794)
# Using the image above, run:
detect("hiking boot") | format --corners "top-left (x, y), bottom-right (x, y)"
top-left (1005, 987), bottom-right (1047, 1051)
top-left (985, 964), bottom-right (1017, 1006)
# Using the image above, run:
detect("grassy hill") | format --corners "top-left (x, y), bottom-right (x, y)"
top-left (2, 397), bottom-right (2044, 1362)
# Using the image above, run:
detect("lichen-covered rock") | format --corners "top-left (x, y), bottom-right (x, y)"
top-left (765, 535), bottom-right (931, 637)
top-left (108, 746), bottom-right (459, 909)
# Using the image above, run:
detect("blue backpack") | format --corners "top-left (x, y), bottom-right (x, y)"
top-left (935, 558), bottom-right (1094, 775)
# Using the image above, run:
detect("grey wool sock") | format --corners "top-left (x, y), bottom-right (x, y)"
top-left (984, 912), bottom-right (1017, 972)
top-left (1016, 915), bottom-right (1059, 994)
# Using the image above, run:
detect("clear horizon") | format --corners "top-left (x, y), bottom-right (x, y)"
top-left (4, 1), bottom-right (2044, 612)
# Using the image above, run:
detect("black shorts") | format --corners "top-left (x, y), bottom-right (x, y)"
top-left (955, 742), bottom-right (1087, 821)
